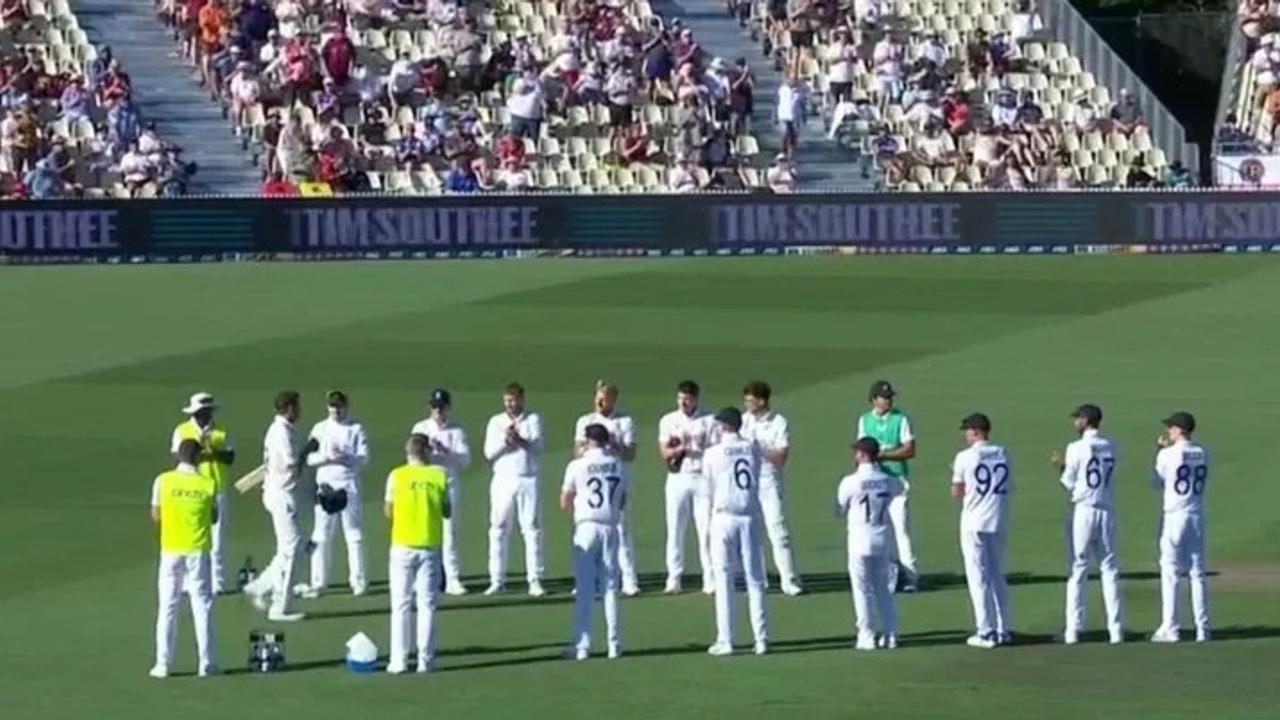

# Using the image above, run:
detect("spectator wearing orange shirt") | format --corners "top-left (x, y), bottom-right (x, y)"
top-left (197, 0), bottom-right (228, 88)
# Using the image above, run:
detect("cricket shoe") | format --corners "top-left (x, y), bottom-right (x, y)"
top-left (754, 641), bottom-right (768, 656)
top-left (1059, 631), bottom-right (1079, 645)
top-left (198, 664), bottom-right (220, 678)
top-left (292, 583), bottom-right (321, 600)
top-left (879, 635), bottom-right (898, 650)
top-left (482, 583), bottom-right (504, 596)
top-left (1196, 630), bottom-right (1211, 643)
top-left (268, 610), bottom-right (306, 622)
top-left (780, 582), bottom-right (804, 597)
top-left (663, 577), bottom-right (682, 594)
top-left (351, 584), bottom-right (368, 597)
top-left (621, 584), bottom-right (641, 597)
top-left (1150, 628), bottom-right (1181, 644)
top-left (527, 581), bottom-right (546, 598)
top-left (148, 665), bottom-right (169, 679)
top-left (1109, 630), bottom-right (1125, 645)
top-left (416, 656), bottom-right (437, 673)
top-left (707, 642), bottom-right (734, 657)
top-left (966, 633), bottom-right (997, 649)
top-left (386, 664), bottom-right (408, 675)
top-left (855, 633), bottom-right (877, 651)
top-left (445, 580), bottom-right (469, 596)
top-left (607, 644), bottom-right (621, 659)
top-left (564, 646), bottom-right (590, 661)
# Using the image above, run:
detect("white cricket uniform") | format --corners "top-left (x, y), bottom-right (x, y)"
top-left (856, 413), bottom-right (918, 583)
top-left (169, 424), bottom-right (232, 592)
top-left (563, 448), bottom-right (630, 653)
top-left (574, 410), bottom-right (639, 591)
top-left (836, 463), bottom-right (905, 640)
top-left (483, 410), bottom-right (545, 587)
top-left (150, 464), bottom-right (215, 673)
top-left (951, 441), bottom-right (1013, 639)
top-left (1152, 440), bottom-right (1211, 636)
top-left (659, 407), bottom-right (715, 589)
top-left (1059, 429), bottom-right (1123, 638)
top-left (410, 417), bottom-right (472, 585)
top-left (704, 433), bottom-right (769, 647)
top-left (244, 414), bottom-right (302, 614)
top-left (742, 410), bottom-right (800, 589)
top-left (305, 416), bottom-right (370, 592)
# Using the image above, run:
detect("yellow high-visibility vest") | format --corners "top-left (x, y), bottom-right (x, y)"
top-left (174, 419), bottom-right (231, 492)
top-left (389, 464), bottom-right (448, 549)
top-left (156, 469), bottom-right (216, 553)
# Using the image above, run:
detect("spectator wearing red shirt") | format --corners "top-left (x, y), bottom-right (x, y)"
top-left (320, 28), bottom-right (355, 88)
top-left (261, 169), bottom-right (299, 196)
top-left (615, 122), bottom-right (649, 165)
top-left (282, 37), bottom-right (319, 108)
top-left (494, 131), bottom-right (525, 167)
top-left (98, 57), bottom-right (132, 107)
top-left (942, 87), bottom-right (971, 135)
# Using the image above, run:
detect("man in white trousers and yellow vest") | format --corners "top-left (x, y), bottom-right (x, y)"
top-left (385, 434), bottom-right (451, 674)
top-left (243, 391), bottom-right (308, 622)
top-left (482, 382), bottom-right (546, 597)
top-left (171, 392), bottom-right (234, 594)
top-left (150, 439), bottom-right (219, 678)
top-left (411, 388), bottom-right (471, 596)
top-left (296, 390), bottom-right (370, 598)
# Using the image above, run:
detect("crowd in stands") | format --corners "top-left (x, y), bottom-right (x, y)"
top-left (157, 0), bottom-right (776, 195)
top-left (1228, 0), bottom-right (1280, 153)
top-left (757, 0), bottom-right (1186, 189)
top-left (0, 1), bottom-right (194, 199)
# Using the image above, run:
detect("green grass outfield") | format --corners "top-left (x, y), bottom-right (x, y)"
top-left (3, 256), bottom-right (1279, 720)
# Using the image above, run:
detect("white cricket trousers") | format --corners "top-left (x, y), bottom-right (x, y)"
top-left (617, 503), bottom-right (639, 590)
top-left (211, 492), bottom-right (228, 592)
top-left (710, 513), bottom-right (768, 646)
top-left (309, 484), bottom-right (366, 592)
top-left (1066, 505), bottom-right (1123, 636)
top-left (1158, 511), bottom-right (1210, 635)
top-left (572, 521), bottom-right (621, 652)
top-left (960, 529), bottom-right (1011, 637)
top-left (664, 472), bottom-right (712, 585)
top-left (488, 474), bottom-right (544, 586)
top-left (443, 478), bottom-right (462, 585)
top-left (245, 487), bottom-right (301, 613)
top-left (759, 479), bottom-right (800, 587)
top-left (888, 491), bottom-right (918, 580)
top-left (155, 551), bottom-right (215, 672)
top-left (388, 545), bottom-right (441, 668)
top-left (848, 548), bottom-right (895, 639)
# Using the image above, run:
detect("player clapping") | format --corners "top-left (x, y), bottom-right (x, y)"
top-left (951, 413), bottom-right (1013, 649)
top-left (836, 437), bottom-right (904, 650)
top-left (741, 381), bottom-right (803, 596)
top-left (298, 390), bottom-right (370, 598)
top-left (658, 380), bottom-right (715, 595)
top-left (573, 380), bottom-right (641, 595)
top-left (1050, 404), bottom-right (1124, 645)
top-left (410, 389), bottom-right (472, 596)
top-left (1151, 412), bottom-right (1212, 643)
top-left (483, 382), bottom-right (546, 597)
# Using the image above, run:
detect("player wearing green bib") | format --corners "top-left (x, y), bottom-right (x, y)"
top-left (856, 380), bottom-right (920, 592)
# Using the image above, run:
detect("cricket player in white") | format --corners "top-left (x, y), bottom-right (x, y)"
top-left (574, 380), bottom-right (640, 595)
top-left (856, 380), bottom-right (919, 592)
top-left (243, 391), bottom-right (307, 622)
top-left (297, 390), bottom-right (370, 598)
top-left (951, 413), bottom-right (1013, 649)
top-left (704, 407), bottom-right (769, 657)
top-left (562, 423), bottom-right (629, 660)
top-left (411, 388), bottom-right (472, 595)
top-left (659, 380), bottom-right (715, 595)
top-left (1051, 404), bottom-right (1124, 645)
top-left (1151, 412), bottom-right (1212, 643)
top-left (742, 380), bottom-right (803, 596)
top-left (483, 382), bottom-right (546, 597)
top-left (837, 437), bottom-right (905, 650)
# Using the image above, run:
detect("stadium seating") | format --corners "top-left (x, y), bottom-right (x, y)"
top-left (162, 0), bottom-right (769, 195)
top-left (0, 0), bottom-right (189, 198)
top-left (1224, 0), bottom-right (1280, 152)
top-left (756, 0), bottom-right (1174, 189)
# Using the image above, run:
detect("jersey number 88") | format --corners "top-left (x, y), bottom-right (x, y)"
top-left (1173, 464), bottom-right (1207, 496)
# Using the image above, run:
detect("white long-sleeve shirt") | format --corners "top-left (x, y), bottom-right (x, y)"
top-left (410, 417), bottom-right (471, 480)
top-left (1153, 440), bottom-right (1209, 514)
top-left (1058, 429), bottom-right (1117, 509)
top-left (484, 411), bottom-right (543, 477)
top-left (657, 407), bottom-right (714, 476)
top-left (836, 463), bottom-right (904, 556)
top-left (951, 441), bottom-right (1013, 534)
top-left (306, 416), bottom-right (369, 490)
top-left (562, 447), bottom-right (629, 525)
top-left (742, 410), bottom-right (789, 487)
top-left (574, 410), bottom-right (636, 461)
top-left (704, 432), bottom-right (761, 516)
top-left (262, 414), bottom-right (298, 494)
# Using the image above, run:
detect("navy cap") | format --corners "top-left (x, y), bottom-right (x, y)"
top-left (1163, 411), bottom-right (1196, 433)
top-left (326, 389), bottom-right (349, 407)
top-left (869, 380), bottom-right (896, 399)
top-left (1071, 403), bottom-right (1102, 426)
top-left (959, 412), bottom-right (991, 432)
top-left (429, 388), bottom-right (452, 408)
top-left (714, 406), bottom-right (742, 431)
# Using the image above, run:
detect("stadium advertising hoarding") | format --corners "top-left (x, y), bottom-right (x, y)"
top-left (4, 192), bottom-right (1280, 263)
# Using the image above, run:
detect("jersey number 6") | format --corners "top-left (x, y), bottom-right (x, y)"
top-left (732, 458), bottom-right (753, 490)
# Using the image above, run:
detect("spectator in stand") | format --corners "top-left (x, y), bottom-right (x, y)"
top-left (824, 28), bottom-right (857, 105)
top-left (668, 154), bottom-right (699, 192)
top-left (576, 61), bottom-right (606, 106)
top-left (1241, 0), bottom-right (1269, 49)
top-left (990, 86), bottom-right (1018, 128)
top-left (706, 164), bottom-right (748, 190)
top-left (1016, 91), bottom-right (1044, 126)
top-left (238, 0), bottom-right (274, 47)
top-left (776, 74), bottom-right (806, 156)
top-left (870, 127), bottom-right (904, 182)
top-left (445, 156), bottom-right (479, 193)
top-left (1216, 112), bottom-right (1255, 150)
top-left (120, 140), bottom-right (156, 197)
top-left (1109, 88), bottom-right (1144, 135)
top-left (262, 168), bottom-right (299, 196)
top-left (472, 157), bottom-right (496, 191)
top-left (280, 35), bottom-right (319, 109)
top-left (157, 148), bottom-right (193, 197)
top-left (786, 0), bottom-right (820, 68)
top-left (396, 124), bottom-right (429, 169)
top-left (766, 153), bottom-right (796, 193)
top-left (98, 57), bottom-right (132, 107)
top-left (917, 33), bottom-right (949, 69)
top-left (989, 31), bottom-right (1021, 75)
top-left (350, 0), bottom-right (384, 29)
top-left (674, 28), bottom-right (703, 72)
top-left (728, 58), bottom-right (753, 136)
top-left (616, 121), bottom-right (649, 165)
top-left (1125, 156), bottom-right (1155, 187)
top-left (449, 19), bottom-right (486, 93)
top-left (259, 29), bottom-right (283, 65)
top-left (904, 90), bottom-right (943, 132)
top-left (276, 110), bottom-right (310, 179)
top-left (1165, 161), bottom-right (1192, 188)
top-left (915, 121), bottom-right (957, 169)
top-left (59, 76), bottom-right (91, 121)
top-left (873, 33), bottom-right (906, 103)
top-left (138, 122), bottom-right (165, 162)
top-left (197, 0), bottom-right (228, 89)
top-left (275, 0), bottom-right (303, 40)
top-left (703, 127), bottom-right (733, 171)
top-left (494, 131), bottom-right (526, 168)
top-left (642, 26), bottom-right (674, 102)
top-left (830, 94), bottom-right (879, 141)
top-left (1052, 152), bottom-right (1076, 189)
top-left (2, 103), bottom-right (37, 173)
top-left (497, 156), bottom-right (534, 191)
top-left (1, 0), bottom-right (28, 30)
top-left (1009, 0), bottom-right (1044, 42)
top-left (107, 98), bottom-right (141, 154)
top-left (321, 25), bottom-right (356, 88)
top-left (314, 78), bottom-right (341, 122)
top-left (605, 63), bottom-right (635, 137)
top-left (506, 72), bottom-right (543, 139)
top-left (0, 169), bottom-right (26, 198)
top-left (1073, 96), bottom-right (1099, 133)
top-left (942, 88), bottom-right (971, 135)
top-left (228, 62), bottom-right (261, 133)
top-left (967, 31), bottom-right (991, 75)
top-left (24, 158), bottom-right (62, 200)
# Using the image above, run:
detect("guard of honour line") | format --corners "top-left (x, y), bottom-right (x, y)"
top-left (149, 380), bottom-right (1212, 677)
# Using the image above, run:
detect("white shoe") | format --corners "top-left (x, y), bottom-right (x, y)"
top-left (1196, 629), bottom-right (1211, 643)
top-left (148, 665), bottom-right (169, 679)
top-left (245, 586), bottom-right (269, 611)
top-left (707, 642), bottom-right (734, 657)
top-left (966, 634), bottom-right (997, 649)
top-left (445, 580), bottom-right (469, 596)
top-left (881, 634), bottom-right (898, 650)
top-left (483, 583), bottom-right (503, 596)
top-left (997, 633), bottom-right (1014, 646)
top-left (780, 582), bottom-right (804, 597)
top-left (622, 584), bottom-right (641, 597)
top-left (1110, 630), bottom-right (1125, 645)
top-left (198, 664), bottom-right (219, 677)
top-left (569, 646), bottom-right (589, 661)
top-left (1151, 628), bottom-right (1181, 644)
top-left (855, 633), bottom-right (877, 651)
top-left (268, 610), bottom-right (306, 622)
top-left (754, 641), bottom-right (768, 656)
top-left (386, 664), bottom-right (408, 675)
top-left (292, 583), bottom-right (320, 600)
top-left (416, 656), bottom-right (436, 673)
top-left (701, 583), bottom-right (715, 596)
top-left (1060, 631), bottom-right (1079, 645)
top-left (527, 581), bottom-right (546, 598)
top-left (607, 644), bottom-right (621, 659)
top-left (351, 584), bottom-right (368, 597)
top-left (663, 577), bottom-right (682, 594)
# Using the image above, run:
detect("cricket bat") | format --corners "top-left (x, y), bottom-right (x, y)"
top-left (234, 464), bottom-right (266, 494)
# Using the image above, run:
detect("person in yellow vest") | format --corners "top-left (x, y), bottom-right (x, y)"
top-left (150, 439), bottom-right (219, 679)
top-left (384, 433), bottom-right (451, 674)
top-left (171, 392), bottom-right (235, 594)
